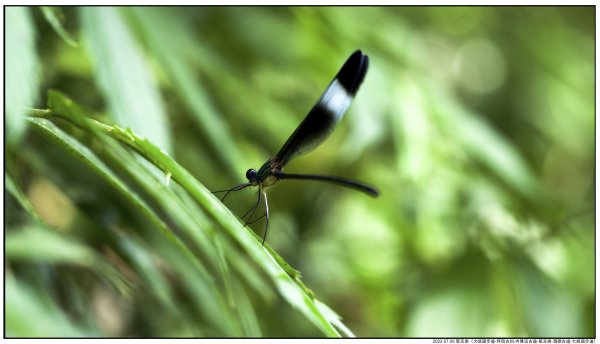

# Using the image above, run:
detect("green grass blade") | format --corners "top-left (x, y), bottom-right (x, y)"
top-left (6, 274), bottom-right (96, 337)
top-left (30, 91), bottom-right (346, 336)
top-left (80, 7), bottom-right (172, 153)
top-left (40, 7), bottom-right (78, 47)
top-left (5, 7), bottom-right (39, 145)
top-left (126, 7), bottom-right (246, 177)
top-left (26, 116), bottom-right (214, 286)
top-left (5, 173), bottom-right (41, 223)
top-left (96, 122), bottom-right (341, 336)
top-left (6, 223), bottom-right (131, 302)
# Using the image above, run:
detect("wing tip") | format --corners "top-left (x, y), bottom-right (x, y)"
top-left (336, 50), bottom-right (369, 95)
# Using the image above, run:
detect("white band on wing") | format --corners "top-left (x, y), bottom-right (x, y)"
top-left (319, 79), bottom-right (353, 121)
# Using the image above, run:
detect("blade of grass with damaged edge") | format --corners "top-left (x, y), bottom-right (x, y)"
top-left (26, 114), bottom-right (244, 335)
top-left (28, 90), bottom-right (352, 337)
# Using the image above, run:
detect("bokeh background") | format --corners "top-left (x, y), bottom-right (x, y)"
top-left (5, 6), bottom-right (595, 337)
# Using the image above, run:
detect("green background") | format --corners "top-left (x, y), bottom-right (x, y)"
top-left (5, 6), bottom-right (595, 337)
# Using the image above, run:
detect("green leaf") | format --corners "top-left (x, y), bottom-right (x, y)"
top-left (6, 225), bottom-right (95, 264)
top-left (5, 7), bottom-right (39, 145)
top-left (41, 7), bottom-right (78, 47)
top-left (5, 173), bottom-right (41, 223)
top-left (315, 301), bottom-right (356, 337)
top-left (6, 274), bottom-right (96, 337)
top-left (27, 115), bottom-right (213, 286)
top-left (99, 121), bottom-right (342, 336)
top-left (29, 93), bottom-right (347, 336)
top-left (6, 223), bottom-right (131, 302)
top-left (80, 7), bottom-right (172, 154)
top-left (127, 7), bottom-right (246, 177)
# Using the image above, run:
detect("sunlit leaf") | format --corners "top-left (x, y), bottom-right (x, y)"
top-left (5, 7), bottom-right (39, 145)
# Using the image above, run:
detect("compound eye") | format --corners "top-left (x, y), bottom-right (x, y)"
top-left (246, 168), bottom-right (257, 181)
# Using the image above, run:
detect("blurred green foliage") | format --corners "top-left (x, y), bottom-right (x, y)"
top-left (5, 6), bottom-right (594, 337)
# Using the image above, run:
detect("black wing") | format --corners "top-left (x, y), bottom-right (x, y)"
top-left (272, 50), bottom-right (369, 168)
